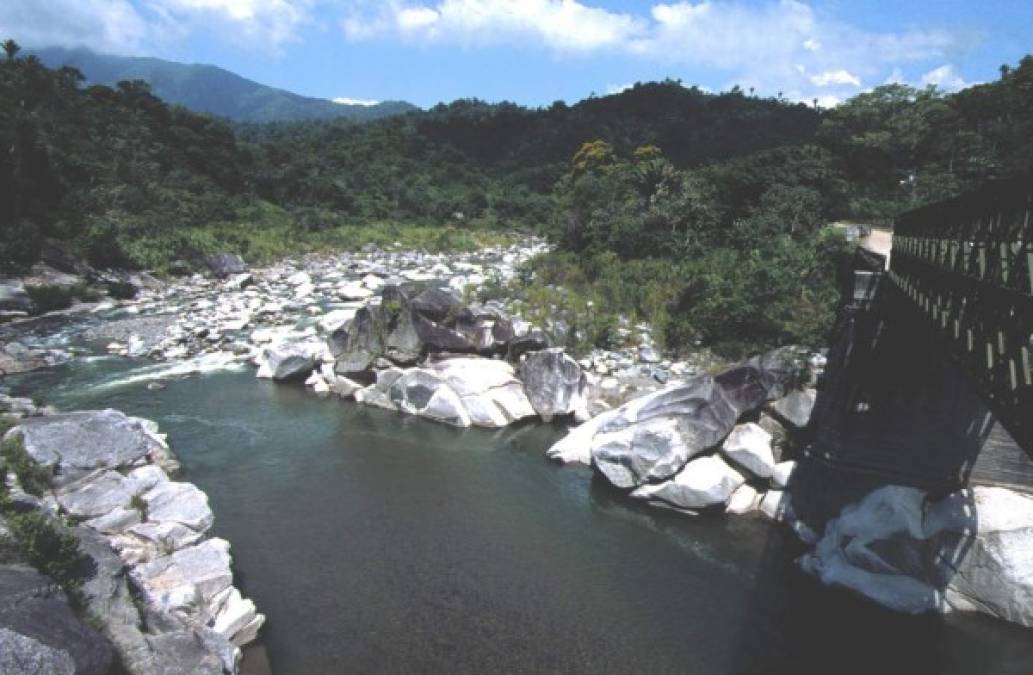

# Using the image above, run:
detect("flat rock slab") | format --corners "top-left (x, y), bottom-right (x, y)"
top-left (141, 482), bottom-right (214, 533)
top-left (11, 410), bottom-right (164, 480)
top-left (56, 471), bottom-right (135, 518)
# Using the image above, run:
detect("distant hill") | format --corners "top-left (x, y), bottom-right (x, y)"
top-left (30, 46), bottom-right (418, 123)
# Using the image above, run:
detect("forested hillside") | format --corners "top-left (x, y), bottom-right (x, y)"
top-left (31, 46), bottom-right (417, 124)
top-left (2, 35), bottom-right (1031, 354)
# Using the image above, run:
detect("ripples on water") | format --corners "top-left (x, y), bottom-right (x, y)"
top-left (6, 363), bottom-right (1033, 675)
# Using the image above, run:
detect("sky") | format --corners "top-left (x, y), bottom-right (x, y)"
top-left (1, 0), bottom-right (1031, 108)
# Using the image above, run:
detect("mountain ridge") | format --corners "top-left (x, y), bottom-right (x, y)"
top-left (30, 46), bottom-right (418, 123)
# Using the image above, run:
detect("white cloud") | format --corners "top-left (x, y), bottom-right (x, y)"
top-left (344, 0), bottom-right (647, 52)
top-left (151, 0), bottom-right (311, 45)
top-left (0, 0), bottom-right (154, 53)
top-left (333, 96), bottom-right (380, 106)
top-left (343, 0), bottom-right (965, 104)
top-left (0, 0), bottom-right (310, 52)
top-left (918, 64), bottom-right (970, 91)
top-left (606, 82), bottom-right (634, 95)
top-left (810, 69), bottom-right (861, 87)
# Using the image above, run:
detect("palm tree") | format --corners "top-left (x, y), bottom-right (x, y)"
top-left (2, 39), bottom-right (20, 60)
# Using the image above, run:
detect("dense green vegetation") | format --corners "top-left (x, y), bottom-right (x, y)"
top-left (3, 36), bottom-right (1031, 354)
top-left (32, 46), bottom-right (417, 124)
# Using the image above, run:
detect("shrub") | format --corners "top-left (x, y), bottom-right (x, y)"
top-left (0, 434), bottom-right (53, 496)
top-left (3, 511), bottom-right (88, 590)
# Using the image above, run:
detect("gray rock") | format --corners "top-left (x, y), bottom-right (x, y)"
top-left (141, 481), bottom-right (214, 533)
top-left (0, 564), bottom-right (113, 675)
top-left (56, 471), bottom-right (135, 518)
top-left (131, 538), bottom-right (234, 622)
top-left (577, 349), bottom-right (801, 489)
top-left (0, 627), bottom-right (77, 674)
top-left (261, 345), bottom-right (317, 382)
top-left (518, 348), bottom-right (588, 422)
top-left (9, 410), bottom-right (167, 485)
top-left (204, 254), bottom-right (247, 279)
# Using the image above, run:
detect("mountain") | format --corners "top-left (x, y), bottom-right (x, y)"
top-left (30, 46), bottom-right (418, 123)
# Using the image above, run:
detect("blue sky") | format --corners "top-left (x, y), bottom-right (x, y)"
top-left (2, 1), bottom-right (1031, 108)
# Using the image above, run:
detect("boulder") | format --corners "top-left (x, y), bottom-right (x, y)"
top-left (425, 357), bottom-right (536, 427)
top-left (0, 564), bottom-right (113, 675)
top-left (333, 284), bottom-right (486, 374)
top-left (388, 370), bottom-right (471, 427)
top-left (518, 348), bottom-right (588, 422)
top-left (720, 423), bottom-right (775, 480)
top-left (768, 388), bottom-right (816, 430)
top-left (590, 416), bottom-right (705, 489)
top-left (204, 254), bottom-right (247, 279)
top-left (261, 344), bottom-right (317, 382)
top-left (631, 455), bottom-right (745, 510)
top-left (800, 485), bottom-right (1033, 628)
top-left (558, 349), bottom-right (800, 489)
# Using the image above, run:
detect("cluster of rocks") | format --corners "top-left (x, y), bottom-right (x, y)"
top-left (800, 484), bottom-right (1033, 628)
top-left (546, 348), bottom-right (817, 530)
top-left (1, 406), bottom-right (262, 674)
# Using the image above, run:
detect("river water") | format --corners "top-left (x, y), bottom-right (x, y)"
top-left (5, 351), bottom-right (1033, 674)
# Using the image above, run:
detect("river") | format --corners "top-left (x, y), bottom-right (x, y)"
top-left (4, 334), bottom-right (1033, 674)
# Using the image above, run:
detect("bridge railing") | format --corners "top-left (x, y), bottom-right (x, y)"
top-left (889, 175), bottom-right (1033, 452)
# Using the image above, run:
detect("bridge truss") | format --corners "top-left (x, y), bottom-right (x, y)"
top-left (889, 175), bottom-right (1033, 453)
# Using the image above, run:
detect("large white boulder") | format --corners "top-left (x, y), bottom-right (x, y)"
top-left (799, 485), bottom-right (1033, 627)
top-left (630, 455), bottom-right (745, 510)
top-left (591, 416), bottom-right (705, 489)
top-left (720, 423), bottom-right (776, 480)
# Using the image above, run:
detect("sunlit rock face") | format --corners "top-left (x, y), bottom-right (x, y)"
top-left (800, 484), bottom-right (1033, 628)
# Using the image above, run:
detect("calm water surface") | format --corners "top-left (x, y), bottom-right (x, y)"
top-left (7, 358), bottom-right (1033, 675)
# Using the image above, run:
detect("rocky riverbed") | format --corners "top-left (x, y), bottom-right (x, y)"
top-left (2, 238), bottom-right (1033, 673)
